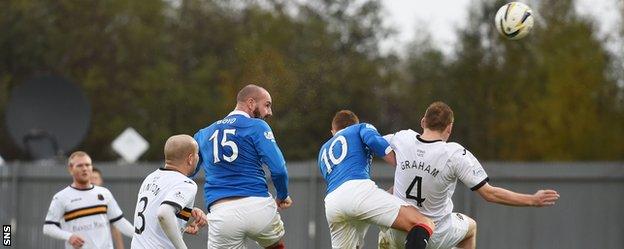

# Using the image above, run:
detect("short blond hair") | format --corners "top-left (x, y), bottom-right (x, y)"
top-left (68, 151), bottom-right (90, 166)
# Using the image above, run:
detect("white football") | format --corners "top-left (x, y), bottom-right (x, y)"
top-left (495, 2), bottom-right (534, 40)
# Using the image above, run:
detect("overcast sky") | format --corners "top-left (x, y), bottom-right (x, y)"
top-left (380, 0), bottom-right (623, 54)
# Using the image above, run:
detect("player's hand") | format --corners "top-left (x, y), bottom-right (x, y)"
top-left (184, 222), bottom-right (200, 235)
top-left (276, 196), bottom-right (293, 210)
top-left (68, 234), bottom-right (85, 249)
top-left (191, 207), bottom-right (207, 228)
top-left (532, 189), bottom-right (560, 207)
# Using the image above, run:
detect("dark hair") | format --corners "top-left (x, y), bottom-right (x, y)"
top-left (424, 101), bottom-right (454, 132)
top-left (92, 167), bottom-right (101, 175)
top-left (332, 110), bottom-right (360, 131)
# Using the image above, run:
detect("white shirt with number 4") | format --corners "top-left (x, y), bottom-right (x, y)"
top-left (385, 129), bottom-right (488, 230)
top-left (131, 168), bottom-right (197, 249)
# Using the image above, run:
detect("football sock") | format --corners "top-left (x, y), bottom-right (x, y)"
top-left (267, 243), bottom-right (285, 249)
top-left (405, 223), bottom-right (432, 249)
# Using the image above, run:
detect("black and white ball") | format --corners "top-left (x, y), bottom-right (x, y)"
top-left (495, 2), bottom-right (534, 40)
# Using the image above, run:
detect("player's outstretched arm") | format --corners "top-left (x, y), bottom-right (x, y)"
top-left (476, 183), bottom-right (560, 207)
top-left (111, 217), bottom-right (135, 237)
top-left (157, 204), bottom-right (188, 249)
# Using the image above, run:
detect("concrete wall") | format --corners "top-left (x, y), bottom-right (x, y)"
top-left (1, 161), bottom-right (623, 249)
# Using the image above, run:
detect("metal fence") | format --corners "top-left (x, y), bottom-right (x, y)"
top-left (1, 161), bottom-right (623, 249)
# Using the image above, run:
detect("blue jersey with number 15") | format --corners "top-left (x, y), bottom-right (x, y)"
top-left (193, 111), bottom-right (289, 210)
top-left (318, 123), bottom-right (391, 194)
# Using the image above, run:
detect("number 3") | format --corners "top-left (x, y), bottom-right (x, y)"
top-left (134, 197), bottom-right (148, 234)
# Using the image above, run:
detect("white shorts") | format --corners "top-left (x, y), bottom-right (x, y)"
top-left (325, 179), bottom-right (408, 249)
top-left (207, 196), bottom-right (285, 249)
top-left (378, 213), bottom-right (470, 249)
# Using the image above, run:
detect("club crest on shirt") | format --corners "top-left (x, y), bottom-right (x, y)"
top-left (365, 124), bottom-right (377, 130)
top-left (174, 191), bottom-right (185, 201)
top-left (416, 149), bottom-right (425, 157)
top-left (97, 194), bottom-right (104, 201)
top-left (264, 131), bottom-right (275, 141)
top-left (473, 169), bottom-right (485, 177)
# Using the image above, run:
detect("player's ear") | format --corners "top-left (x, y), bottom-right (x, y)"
top-left (246, 97), bottom-right (256, 109)
top-left (420, 117), bottom-right (426, 130)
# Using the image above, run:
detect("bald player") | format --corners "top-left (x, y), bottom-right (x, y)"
top-left (193, 84), bottom-right (291, 249)
top-left (131, 135), bottom-right (207, 249)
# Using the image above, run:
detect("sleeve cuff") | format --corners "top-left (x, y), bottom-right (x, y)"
top-left (109, 214), bottom-right (124, 223)
top-left (384, 146), bottom-right (393, 155)
top-left (161, 201), bottom-right (182, 212)
top-left (470, 177), bottom-right (489, 191)
top-left (44, 221), bottom-right (61, 227)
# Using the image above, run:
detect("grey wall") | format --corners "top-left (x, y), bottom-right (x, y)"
top-left (1, 162), bottom-right (623, 249)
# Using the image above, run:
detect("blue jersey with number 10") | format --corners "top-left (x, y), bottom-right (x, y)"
top-left (193, 111), bottom-right (289, 210)
top-left (318, 123), bottom-right (391, 194)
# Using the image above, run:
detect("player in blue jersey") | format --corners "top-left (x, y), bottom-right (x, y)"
top-left (194, 84), bottom-right (291, 249)
top-left (318, 110), bottom-right (435, 249)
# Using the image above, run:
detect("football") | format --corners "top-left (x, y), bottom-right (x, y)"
top-left (495, 2), bottom-right (534, 40)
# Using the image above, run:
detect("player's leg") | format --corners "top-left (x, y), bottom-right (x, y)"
top-left (455, 214), bottom-right (476, 249)
top-left (326, 219), bottom-right (361, 249)
top-left (207, 199), bottom-right (248, 249)
top-left (246, 197), bottom-right (286, 249)
top-left (264, 239), bottom-right (285, 249)
top-left (352, 180), bottom-right (434, 249)
top-left (378, 228), bottom-right (398, 249)
top-left (323, 180), bottom-right (371, 249)
top-left (354, 220), bottom-right (371, 249)
top-left (393, 205), bottom-right (434, 249)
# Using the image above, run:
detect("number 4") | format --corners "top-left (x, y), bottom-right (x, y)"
top-left (405, 176), bottom-right (425, 207)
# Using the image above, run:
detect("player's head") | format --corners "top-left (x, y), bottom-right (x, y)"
top-left (91, 167), bottom-right (103, 186)
top-left (421, 101), bottom-right (454, 140)
top-left (67, 151), bottom-right (93, 185)
top-left (331, 110), bottom-right (360, 135)
top-left (164, 134), bottom-right (200, 176)
top-left (236, 84), bottom-right (273, 119)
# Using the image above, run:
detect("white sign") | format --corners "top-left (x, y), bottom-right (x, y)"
top-left (112, 127), bottom-right (149, 163)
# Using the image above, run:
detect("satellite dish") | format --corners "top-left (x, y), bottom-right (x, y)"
top-left (5, 75), bottom-right (91, 160)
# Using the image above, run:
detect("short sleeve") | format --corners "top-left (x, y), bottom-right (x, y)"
top-left (44, 195), bottom-right (64, 227)
top-left (105, 190), bottom-right (124, 222)
top-left (161, 181), bottom-right (197, 212)
top-left (359, 123), bottom-right (392, 157)
top-left (452, 149), bottom-right (489, 191)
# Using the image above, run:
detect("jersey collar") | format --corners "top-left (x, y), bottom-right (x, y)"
top-left (416, 135), bottom-right (443, 143)
top-left (228, 110), bottom-right (250, 118)
top-left (70, 184), bottom-right (95, 191)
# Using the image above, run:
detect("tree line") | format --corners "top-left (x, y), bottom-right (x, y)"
top-left (1, 0), bottom-right (622, 161)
